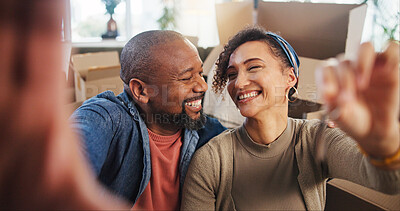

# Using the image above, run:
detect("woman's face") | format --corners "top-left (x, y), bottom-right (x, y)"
top-left (226, 41), bottom-right (295, 118)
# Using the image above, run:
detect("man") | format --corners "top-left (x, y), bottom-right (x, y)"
top-left (71, 30), bottom-right (226, 209)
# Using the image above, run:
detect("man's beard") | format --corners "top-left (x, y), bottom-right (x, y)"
top-left (163, 100), bottom-right (207, 130)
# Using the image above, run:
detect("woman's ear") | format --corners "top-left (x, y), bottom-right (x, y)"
top-left (286, 67), bottom-right (297, 87)
top-left (129, 78), bottom-right (149, 104)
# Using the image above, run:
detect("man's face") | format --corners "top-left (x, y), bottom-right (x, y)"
top-left (146, 39), bottom-right (208, 130)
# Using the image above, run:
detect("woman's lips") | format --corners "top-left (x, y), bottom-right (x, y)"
top-left (237, 91), bottom-right (261, 104)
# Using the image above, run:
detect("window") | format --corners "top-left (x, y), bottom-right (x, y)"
top-left (69, 0), bottom-right (219, 47)
top-left (68, 0), bottom-right (399, 49)
top-left (70, 0), bottom-right (127, 42)
top-left (70, 0), bottom-right (164, 45)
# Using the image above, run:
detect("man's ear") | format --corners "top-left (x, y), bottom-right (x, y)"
top-left (129, 78), bottom-right (149, 104)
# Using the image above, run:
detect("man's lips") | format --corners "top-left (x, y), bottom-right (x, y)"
top-left (184, 95), bottom-right (204, 112)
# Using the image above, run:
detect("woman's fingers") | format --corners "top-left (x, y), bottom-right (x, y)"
top-left (336, 58), bottom-right (371, 138)
top-left (337, 58), bottom-right (357, 105)
top-left (379, 41), bottom-right (400, 73)
top-left (316, 54), bottom-right (371, 139)
top-left (373, 42), bottom-right (400, 86)
top-left (316, 58), bottom-right (340, 108)
top-left (355, 42), bottom-right (375, 90)
top-left (316, 56), bottom-right (357, 110)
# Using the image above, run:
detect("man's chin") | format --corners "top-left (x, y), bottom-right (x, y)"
top-left (181, 110), bottom-right (207, 130)
top-left (188, 112), bottom-right (202, 121)
top-left (167, 109), bottom-right (206, 130)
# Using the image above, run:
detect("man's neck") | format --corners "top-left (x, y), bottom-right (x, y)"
top-left (146, 122), bottom-right (182, 136)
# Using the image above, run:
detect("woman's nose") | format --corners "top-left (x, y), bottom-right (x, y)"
top-left (234, 71), bottom-right (250, 89)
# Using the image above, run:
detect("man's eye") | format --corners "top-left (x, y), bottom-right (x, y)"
top-left (181, 76), bottom-right (192, 81)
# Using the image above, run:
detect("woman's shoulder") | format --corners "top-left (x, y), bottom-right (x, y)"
top-left (195, 128), bottom-right (237, 158)
top-left (209, 127), bottom-right (238, 145)
top-left (289, 117), bottom-right (347, 141)
top-left (289, 117), bottom-right (320, 133)
top-left (289, 117), bottom-right (318, 126)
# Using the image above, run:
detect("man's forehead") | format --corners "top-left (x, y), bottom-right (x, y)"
top-left (157, 38), bottom-right (197, 53)
top-left (154, 40), bottom-right (201, 71)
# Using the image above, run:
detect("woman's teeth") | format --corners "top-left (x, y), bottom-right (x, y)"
top-left (238, 92), bottom-right (259, 100)
top-left (185, 99), bottom-right (202, 107)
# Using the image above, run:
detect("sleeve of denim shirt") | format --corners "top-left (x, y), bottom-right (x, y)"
top-left (70, 100), bottom-right (123, 176)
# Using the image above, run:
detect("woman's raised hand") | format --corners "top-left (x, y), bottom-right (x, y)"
top-left (316, 42), bottom-right (400, 165)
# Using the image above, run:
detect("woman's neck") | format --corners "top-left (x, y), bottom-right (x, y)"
top-left (243, 107), bottom-right (288, 145)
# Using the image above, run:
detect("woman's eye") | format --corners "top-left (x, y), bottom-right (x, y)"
top-left (249, 66), bottom-right (262, 71)
top-left (227, 73), bottom-right (237, 80)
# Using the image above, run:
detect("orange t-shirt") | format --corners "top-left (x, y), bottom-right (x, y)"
top-left (132, 129), bottom-right (183, 211)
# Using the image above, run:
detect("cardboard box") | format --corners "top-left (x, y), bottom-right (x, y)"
top-left (71, 51), bottom-right (124, 102)
top-left (258, 2), bottom-right (367, 103)
top-left (215, 1), bottom-right (254, 47)
top-left (328, 179), bottom-right (400, 210)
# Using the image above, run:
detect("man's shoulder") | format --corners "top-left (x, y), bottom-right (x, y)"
top-left (204, 115), bottom-right (225, 128)
top-left (75, 91), bottom-right (127, 115)
top-left (83, 91), bottom-right (124, 106)
top-left (195, 116), bottom-right (226, 149)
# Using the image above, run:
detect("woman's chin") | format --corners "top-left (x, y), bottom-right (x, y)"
top-left (238, 107), bottom-right (258, 118)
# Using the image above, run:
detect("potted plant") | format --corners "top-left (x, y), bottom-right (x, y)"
top-left (101, 0), bottom-right (121, 39)
top-left (157, 0), bottom-right (177, 30)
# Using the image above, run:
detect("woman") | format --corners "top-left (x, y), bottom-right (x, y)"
top-left (181, 26), bottom-right (400, 210)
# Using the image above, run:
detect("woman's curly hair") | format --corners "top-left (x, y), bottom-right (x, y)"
top-left (213, 26), bottom-right (295, 95)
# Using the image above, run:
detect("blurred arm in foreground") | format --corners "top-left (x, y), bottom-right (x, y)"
top-left (0, 1), bottom-right (129, 209)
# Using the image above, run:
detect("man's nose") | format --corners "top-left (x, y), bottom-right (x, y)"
top-left (193, 75), bottom-right (208, 93)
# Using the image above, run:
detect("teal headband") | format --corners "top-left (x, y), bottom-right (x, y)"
top-left (266, 32), bottom-right (300, 78)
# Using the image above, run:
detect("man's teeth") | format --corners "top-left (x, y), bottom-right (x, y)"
top-left (238, 92), bottom-right (259, 100)
top-left (185, 99), bottom-right (202, 107)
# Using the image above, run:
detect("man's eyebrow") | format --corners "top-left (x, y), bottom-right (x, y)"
top-left (178, 63), bottom-right (203, 76)
top-left (179, 68), bottom-right (193, 76)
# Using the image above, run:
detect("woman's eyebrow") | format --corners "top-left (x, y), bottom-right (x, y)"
top-left (243, 57), bottom-right (265, 64)
top-left (227, 57), bottom-right (265, 70)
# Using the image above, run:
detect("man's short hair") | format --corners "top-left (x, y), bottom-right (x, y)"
top-left (120, 30), bottom-right (185, 84)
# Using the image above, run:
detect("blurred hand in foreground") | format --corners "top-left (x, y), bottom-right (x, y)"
top-left (316, 41), bottom-right (400, 166)
top-left (0, 1), bottom-right (129, 209)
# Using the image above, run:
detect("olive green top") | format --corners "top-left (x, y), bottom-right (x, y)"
top-left (181, 118), bottom-right (400, 210)
top-left (232, 119), bottom-right (306, 210)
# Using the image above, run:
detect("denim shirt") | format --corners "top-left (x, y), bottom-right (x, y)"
top-left (71, 91), bottom-right (225, 205)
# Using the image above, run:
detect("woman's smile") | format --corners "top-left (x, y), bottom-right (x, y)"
top-left (236, 90), bottom-right (262, 104)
